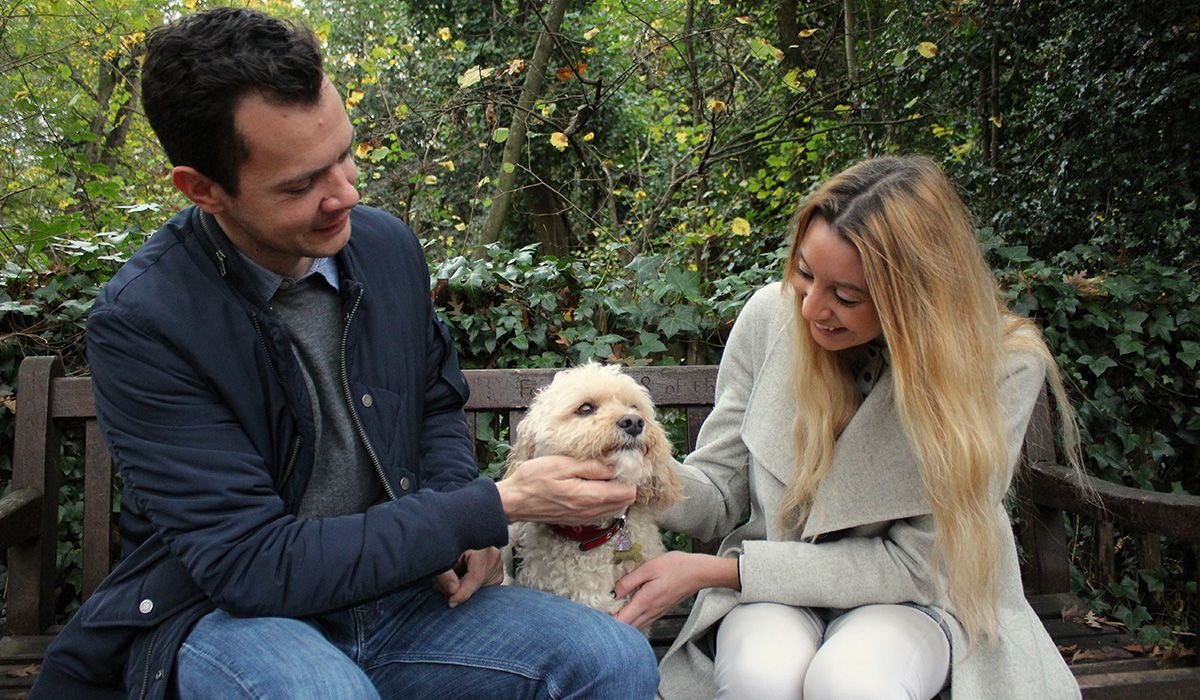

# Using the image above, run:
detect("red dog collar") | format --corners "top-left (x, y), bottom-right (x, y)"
top-left (552, 515), bottom-right (627, 552)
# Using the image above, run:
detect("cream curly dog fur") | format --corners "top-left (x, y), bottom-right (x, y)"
top-left (503, 362), bottom-right (682, 615)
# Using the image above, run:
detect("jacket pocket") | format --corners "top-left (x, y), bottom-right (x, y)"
top-left (79, 539), bottom-right (206, 630)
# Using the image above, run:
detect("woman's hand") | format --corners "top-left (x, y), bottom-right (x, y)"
top-left (614, 551), bottom-right (740, 629)
top-left (432, 547), bottom-right (505, 608)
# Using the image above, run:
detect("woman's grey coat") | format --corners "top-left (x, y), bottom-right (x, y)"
top-left (657, 282), bottom-right (1079, 699)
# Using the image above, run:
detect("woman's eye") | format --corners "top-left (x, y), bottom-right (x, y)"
top-left (835, 294), bottom-right (861, 307)
top-left (575, 403), bottom-right (595, 415)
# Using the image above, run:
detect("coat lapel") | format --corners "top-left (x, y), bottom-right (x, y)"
top-left (801, 369), bottom-right (930, 539)
top-left (740, 324), bottom-right (931, 540)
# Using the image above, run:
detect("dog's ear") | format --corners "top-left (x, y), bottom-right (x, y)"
top-left (502, 414), bottom-right (538, 479)
top-left (639, 419), bottom-right (684, 509)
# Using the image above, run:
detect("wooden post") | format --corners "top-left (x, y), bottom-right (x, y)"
top-left (8, 356), bottom-right (64, 635)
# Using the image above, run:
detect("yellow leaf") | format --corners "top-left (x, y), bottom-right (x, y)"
top-left (918, 41), bottom-right (938, 58)
top-left (457, 66), bottom-right (494, 89)
top-left (707, 99), bottom-right (727, 113)
top-left (438, 160), bottom-right (456, 171)
top-left (731, 217), bottom-right (751, 236)
top-left (437, 27), bottom-right (452, 41)
top-left (344, 89), bottom-right (365, 109)
top-left (799, 28), bottom-right (818, 38)
top-left (584, 28), bottom-right (600, 41)
top-left (735, 16), bottom-right (752, 25)
top-left (355, 143), bottom-right (373, 159)
top-left (990, 115), bottom-right (1003, 128)
top-left (550, 132), bottom-right (569, 151)
top-left (424, 175), bottom-right (439, 185)
top-left (583, 132), bottom-right (595, 142)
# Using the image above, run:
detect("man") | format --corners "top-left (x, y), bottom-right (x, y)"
top-left (31, 7), bottom-right (659, 699)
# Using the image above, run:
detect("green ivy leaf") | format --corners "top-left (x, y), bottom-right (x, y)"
top-left (1178, 341), bottom-right (1200, 369)
top-left (1080, 354), bottom-right (1118, 376)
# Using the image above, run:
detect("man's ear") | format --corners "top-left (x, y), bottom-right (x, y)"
top-left (171, 166), bottom-right (227, 214)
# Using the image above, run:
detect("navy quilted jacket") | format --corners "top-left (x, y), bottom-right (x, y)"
top-left (31, 205), bottom-right (508, 699)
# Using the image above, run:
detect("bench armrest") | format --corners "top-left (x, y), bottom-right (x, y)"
top-left (1024, 461), bottom-right (1200, 545)
top-left (0, 487), bottom-right (45, 550)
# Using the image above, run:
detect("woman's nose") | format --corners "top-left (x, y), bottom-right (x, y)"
top-left (800, 289), bottom-right (829, 321)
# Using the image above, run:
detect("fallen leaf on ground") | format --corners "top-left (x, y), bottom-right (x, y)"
top-left (1072, 647), bottom-right (1134, 663)
top-left (6, 663), bottom-right (39, 678)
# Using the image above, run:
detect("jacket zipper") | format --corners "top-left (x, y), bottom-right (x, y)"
top-left (252, 313), bottom-right (303, 490)
top-left (340, 287), bottom-right (397, 501)
top-left (196, 211), bottom-right (228, 277)
top-left (137, 626), bottom-right (162, 700)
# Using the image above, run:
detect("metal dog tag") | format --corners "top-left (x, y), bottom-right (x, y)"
top-left (614, 528), bottom-right (633, 552)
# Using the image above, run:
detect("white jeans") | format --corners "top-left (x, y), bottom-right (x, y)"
top-left (714, 602), bottom-right (950, 700)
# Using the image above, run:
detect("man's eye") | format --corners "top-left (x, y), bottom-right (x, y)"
top-left (575, 403), bottom-right (595, 415)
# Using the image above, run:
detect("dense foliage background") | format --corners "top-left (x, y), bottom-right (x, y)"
top-left (2, 0), bottom-right (1197, 649)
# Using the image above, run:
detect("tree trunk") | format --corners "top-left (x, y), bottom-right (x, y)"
top-left (778, 0), bottom-right (801, 68)
top-left (526, 181), bottom-right (572, 256)
top-left (989, 32), bottom-right (1000, 169)
top-left (476, 0), bottom-right (569, 253)
top-left (843, 0), bottom-right (858, 84)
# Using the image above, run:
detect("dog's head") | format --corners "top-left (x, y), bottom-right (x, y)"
top-left (504, 362), bottom-right (682, 510)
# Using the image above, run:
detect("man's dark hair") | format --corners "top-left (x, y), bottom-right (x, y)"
top-left (141, 7), bottom-right (325, 195)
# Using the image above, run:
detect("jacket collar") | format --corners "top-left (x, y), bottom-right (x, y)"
top-left (741, 313), bottom-right (929, 540)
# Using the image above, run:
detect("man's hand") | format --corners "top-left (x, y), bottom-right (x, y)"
top-left (495, 456), bottom-right (636, 525)
top-left (432, 547), bottom-right (505, 608)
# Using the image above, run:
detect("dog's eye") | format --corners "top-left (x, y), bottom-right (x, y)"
top-left (575, 402), bottom-right (595, 416)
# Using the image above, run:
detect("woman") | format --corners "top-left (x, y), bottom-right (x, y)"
top-left (615, 156), bottom-right (1082, 699)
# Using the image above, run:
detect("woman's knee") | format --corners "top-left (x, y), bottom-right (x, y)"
top-left (804, 605), bottom-right (949, 700)
top-left (714, 604), bottom-right (821, 700)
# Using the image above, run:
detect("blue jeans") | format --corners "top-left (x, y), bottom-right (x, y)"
top-left (175, 584), bottom-right (659, 699)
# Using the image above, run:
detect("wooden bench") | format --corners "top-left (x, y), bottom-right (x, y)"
top-left (3, 354), bottom-right (1199, 698)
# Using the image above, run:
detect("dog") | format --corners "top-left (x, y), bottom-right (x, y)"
top-left (502, 362), bottom-right (683, 615)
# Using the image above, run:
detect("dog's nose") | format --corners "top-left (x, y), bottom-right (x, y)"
top-left (618, 415), bottom-right (644, 437)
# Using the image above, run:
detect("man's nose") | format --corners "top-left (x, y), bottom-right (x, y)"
top-left (322, 167), bottom-right (360, 211)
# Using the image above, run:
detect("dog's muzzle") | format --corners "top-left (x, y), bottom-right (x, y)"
top-left (617, 414), bottom-right (644, 438)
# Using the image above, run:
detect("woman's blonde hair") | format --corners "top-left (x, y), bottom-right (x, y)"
top-left (779, 155), bottom-right (1081, 645)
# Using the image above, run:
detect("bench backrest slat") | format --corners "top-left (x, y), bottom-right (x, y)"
top-left (462, 366), bottom-right (716, 452)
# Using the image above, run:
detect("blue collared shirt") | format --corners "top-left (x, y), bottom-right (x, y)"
top-left (238, 254), bottom-right (340, 301)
